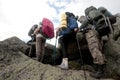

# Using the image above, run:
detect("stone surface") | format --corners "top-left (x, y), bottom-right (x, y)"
top-left (0, 36), bottom-right (117, 80)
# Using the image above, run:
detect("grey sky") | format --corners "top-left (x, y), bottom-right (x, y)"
top-left (0, 0), bottom-right (120, 44)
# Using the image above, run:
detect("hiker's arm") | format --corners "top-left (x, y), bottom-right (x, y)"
top-left (56, 27), bottom-right (60, 38)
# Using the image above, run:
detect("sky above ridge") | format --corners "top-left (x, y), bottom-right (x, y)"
top-left (0, 0), bottom-right (120, 44)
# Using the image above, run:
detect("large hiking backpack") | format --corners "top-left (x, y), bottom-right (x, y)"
top-left (85, 6), bottom-right (111, 36)
top-left (28, 24), bottom-right (38, 41)
top-left (98, 7), bottom-right (113, 17)
top-left (85, 6), bottom-right (103, 22)
top-left (95, 17), bottom-right (110, 36)
top-left (85, 6), bottom-right (97, 16)
top-left (66, 12), bottom-right (78, 29)
top-left (42, 18), bottom-right (54, 39)
top-left (28, 24), bottom-right (38, 37)
top-left (98, 7), bottom-right (116, 24)
top-left (59, 12), bottom-right (78, 36)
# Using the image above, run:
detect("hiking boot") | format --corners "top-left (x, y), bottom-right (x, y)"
top-left (90, 64), bottom-right (105, 79)
top-left (90, 71), bottom-right (104, 79)
top-left (36, 54), bottom-right (43, 62)
top-left (28, 46), bottom-right (34, 57)
top-left (58, 58), bottom-right (68, 69)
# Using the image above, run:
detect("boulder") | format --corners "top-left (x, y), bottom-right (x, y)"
top-left (0, 37), bottom-right (120, 80)
top-left (0, 36), bottom-right (115, 80)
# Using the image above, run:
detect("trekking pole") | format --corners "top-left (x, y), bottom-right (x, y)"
top-left (76, 33), bottom-right (87, 80)
top-left (52, 37), bottom-right (58, 65)
top-left (107, 17), bottom-right (114, 36)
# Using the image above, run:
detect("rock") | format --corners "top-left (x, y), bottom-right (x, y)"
top-left (0, 36), bottom-right (115, 80)
top-left (26, 40), bottom-right (62, 65)
top-left (103, 38), bottom-right (120, 80)
top-left (0, 36), bottom-right (29, 53)
top-left (0, 37), bottom-right (120, 80)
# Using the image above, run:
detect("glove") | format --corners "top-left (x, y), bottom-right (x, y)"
top-left (74, 28), bottom-right (79, 33)
top-left (78, 28), bottom-right (87, 34)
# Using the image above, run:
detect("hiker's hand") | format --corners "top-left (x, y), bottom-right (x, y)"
top-left (56, 32), bottom-right (58, 39)
top-left (74, 28), bottom-right (78, 33)
top-left (80, 28), bottom-right (84, 32)
top-left (56, 28), bottom-right (60, 38)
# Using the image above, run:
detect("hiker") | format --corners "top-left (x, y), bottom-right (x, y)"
top-left (27, 24), bottom-right (38, 57)
top-left (33, 18), bottom-right (54, 62)
top-left (80, 6), bottom-right (111, 79)
top-left (78, 15), bottom-right (106, 79)
top-left (56, 12), bottom-right (78, 69)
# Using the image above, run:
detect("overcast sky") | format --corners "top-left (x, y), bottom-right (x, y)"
top-left (0, 0), bottom-right (120, 44)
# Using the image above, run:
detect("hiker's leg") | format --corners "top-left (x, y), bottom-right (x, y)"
top-left (28, 45), bottom-right (34, 57)
top-left (40, 37), bottom-right (46, 62)
top-left (85, 30), bottom-right (105, 64)
top-left (59, 36), bottom-right (68, 58)
top-left (58, 36), bottom-right (68, 69)
top-left (36, 34), bottom-right (42, 62)
top-left (85, 30), bottom-right (106, 79)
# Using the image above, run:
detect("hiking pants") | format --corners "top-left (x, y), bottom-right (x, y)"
top-left (59, 36), bottom-right (68, 58)
top-left (59, 32), bottom-right (76, 58)
top-left (85, 29), bottom-right (106, 65)
top-left (36, 33), bottom-right (46, 62)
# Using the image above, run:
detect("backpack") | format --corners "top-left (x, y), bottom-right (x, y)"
top-left (28, 24), bottom-right (38, 36)
top-left (66, 12), bottom-right (78, 29)
top-left (85, 6), bottom-right (111, 36)
top-left (59, 13), bottom-right (67, 28)
top-left (28, 24), bottom-right (38, 41)
top-left (42, 18), bottom-right (54, 39)
top-left (95, 18), bottom-right (110, 36)
top-left (85, 6), bottom-right (97, 17)
top-left (85, 6), bottom-right (103, 21)
top-left (98, 7), bottom-right (113, 17)
top-left (89, 10), bottom-right (103, 21)
top-left (59, 12), bottom-right (78, 36)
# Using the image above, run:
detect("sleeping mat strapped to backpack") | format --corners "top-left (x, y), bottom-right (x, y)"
top-left (59, 12), bottom-right (78, 36)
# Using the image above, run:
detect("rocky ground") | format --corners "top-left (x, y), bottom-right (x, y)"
top-left (0, 36), bottom-right (119, 80)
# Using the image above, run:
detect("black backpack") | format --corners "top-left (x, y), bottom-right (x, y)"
top-left (28, 24), bottom-right (38, 41)
top-left (95, 17), bottom-right (110, 36)
top-left (85, 6), bottom-right (111, 36)
top-left (85, 6), bottom-right (103, 22)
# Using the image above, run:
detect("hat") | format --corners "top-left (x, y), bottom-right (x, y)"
top-left (78, 15), bottom-right (86, 23)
